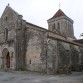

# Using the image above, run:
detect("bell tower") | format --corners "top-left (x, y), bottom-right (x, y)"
top-left (47, 9), bottom-right (74, 38)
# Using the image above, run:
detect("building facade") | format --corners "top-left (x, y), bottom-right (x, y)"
top-left (0, 5), bottom-right (83, 74)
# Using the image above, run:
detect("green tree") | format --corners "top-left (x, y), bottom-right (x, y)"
top-left (80, 33), bottom-right (83, 36)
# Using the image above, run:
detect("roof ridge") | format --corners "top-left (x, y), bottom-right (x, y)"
top-left (48, 9), bottom-right (67, 20)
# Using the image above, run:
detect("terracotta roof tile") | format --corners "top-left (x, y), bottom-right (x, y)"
top-left (74, 39), bottom-right (83, 44)
top-left (48, 9), bottom-right (67, 20)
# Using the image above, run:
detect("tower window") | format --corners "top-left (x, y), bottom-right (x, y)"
top-left (58, 22), bottom-right (60, 29)
top-left (52, 23), bottom-right (55, 31)
top-left (4, 28), bottom-right (8, 41)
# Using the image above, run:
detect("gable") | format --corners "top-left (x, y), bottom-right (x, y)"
top-left (1, 5), bottom-right (19, 21)
top-left (0, 5), bottom-right (20, 33)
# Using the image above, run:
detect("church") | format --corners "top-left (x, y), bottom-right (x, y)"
top-left (0, 5), bottom-right (83, 74)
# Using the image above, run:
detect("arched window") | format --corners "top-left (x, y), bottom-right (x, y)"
top-left (57, 22), bottom-right (60, 29)
top-left (4, 28), bottom-right (8, 41)
top-left (52, 23), bottom-right (55, 31)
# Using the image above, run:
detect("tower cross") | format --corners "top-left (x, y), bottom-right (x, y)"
top-left (59, 3), bottom-right (61, 9)
top-left (8, 3), bottom-right (10, 6)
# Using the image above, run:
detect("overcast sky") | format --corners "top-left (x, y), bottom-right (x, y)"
top-left (0, 0), bottom-right (83, 39)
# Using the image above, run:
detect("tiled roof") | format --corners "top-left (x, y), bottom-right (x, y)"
top-left (74, 39), bottom-right (83, 44)
top-left (48, 9), bottom-right (67, 20)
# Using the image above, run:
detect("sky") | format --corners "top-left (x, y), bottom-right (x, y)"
top-left (0, 0), bottom-right (83, 39)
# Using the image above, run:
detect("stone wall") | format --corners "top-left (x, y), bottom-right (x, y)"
top-left (26, 27), bottom-right (47, 73)
top-left (15, 19), bottom-right (27, 70)
top-left (48, 16), bottom-right (74, 38)
top-left (46, 39), bottom-right (58, 74)
top-left (80, 47), bottom-right (83, 71)
top-left (70, 45), bottom-right (80, 71)
top-left (57, 41), bottom-right (83, 73)
top-left (0, 6), bottom-right (18, 70)
top-left (57, 41), bottom-right (71, 73)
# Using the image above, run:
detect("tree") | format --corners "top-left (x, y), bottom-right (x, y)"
top-left (80, 33), bottom-right (83, 36)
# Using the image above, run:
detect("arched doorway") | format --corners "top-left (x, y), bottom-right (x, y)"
top-left (2, 48), bottom-right (10, 69)
top-left (6, 52), bottom-right (10, 68)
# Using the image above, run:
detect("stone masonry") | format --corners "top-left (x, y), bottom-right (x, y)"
top-left (0, 5), bottom-right (83, 74)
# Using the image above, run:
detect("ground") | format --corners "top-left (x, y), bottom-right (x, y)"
top-left (0, 71), bottom-right (83, 83)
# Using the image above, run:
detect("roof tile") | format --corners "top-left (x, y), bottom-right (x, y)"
top-left (48, 9), bottom-right (67, 20)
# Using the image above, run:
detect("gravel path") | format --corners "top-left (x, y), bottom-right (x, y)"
top-left (0, 71), bottom-right (83, 83)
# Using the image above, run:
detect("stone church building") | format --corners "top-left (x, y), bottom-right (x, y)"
top-left (0, 5), bottom-right (83, 74)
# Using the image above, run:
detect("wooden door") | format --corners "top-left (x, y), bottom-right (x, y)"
top-left (6, 52), bottom-right (10, 68)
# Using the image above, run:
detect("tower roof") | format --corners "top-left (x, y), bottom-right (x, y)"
top-left (48, 9), bottom-right (67, 20)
